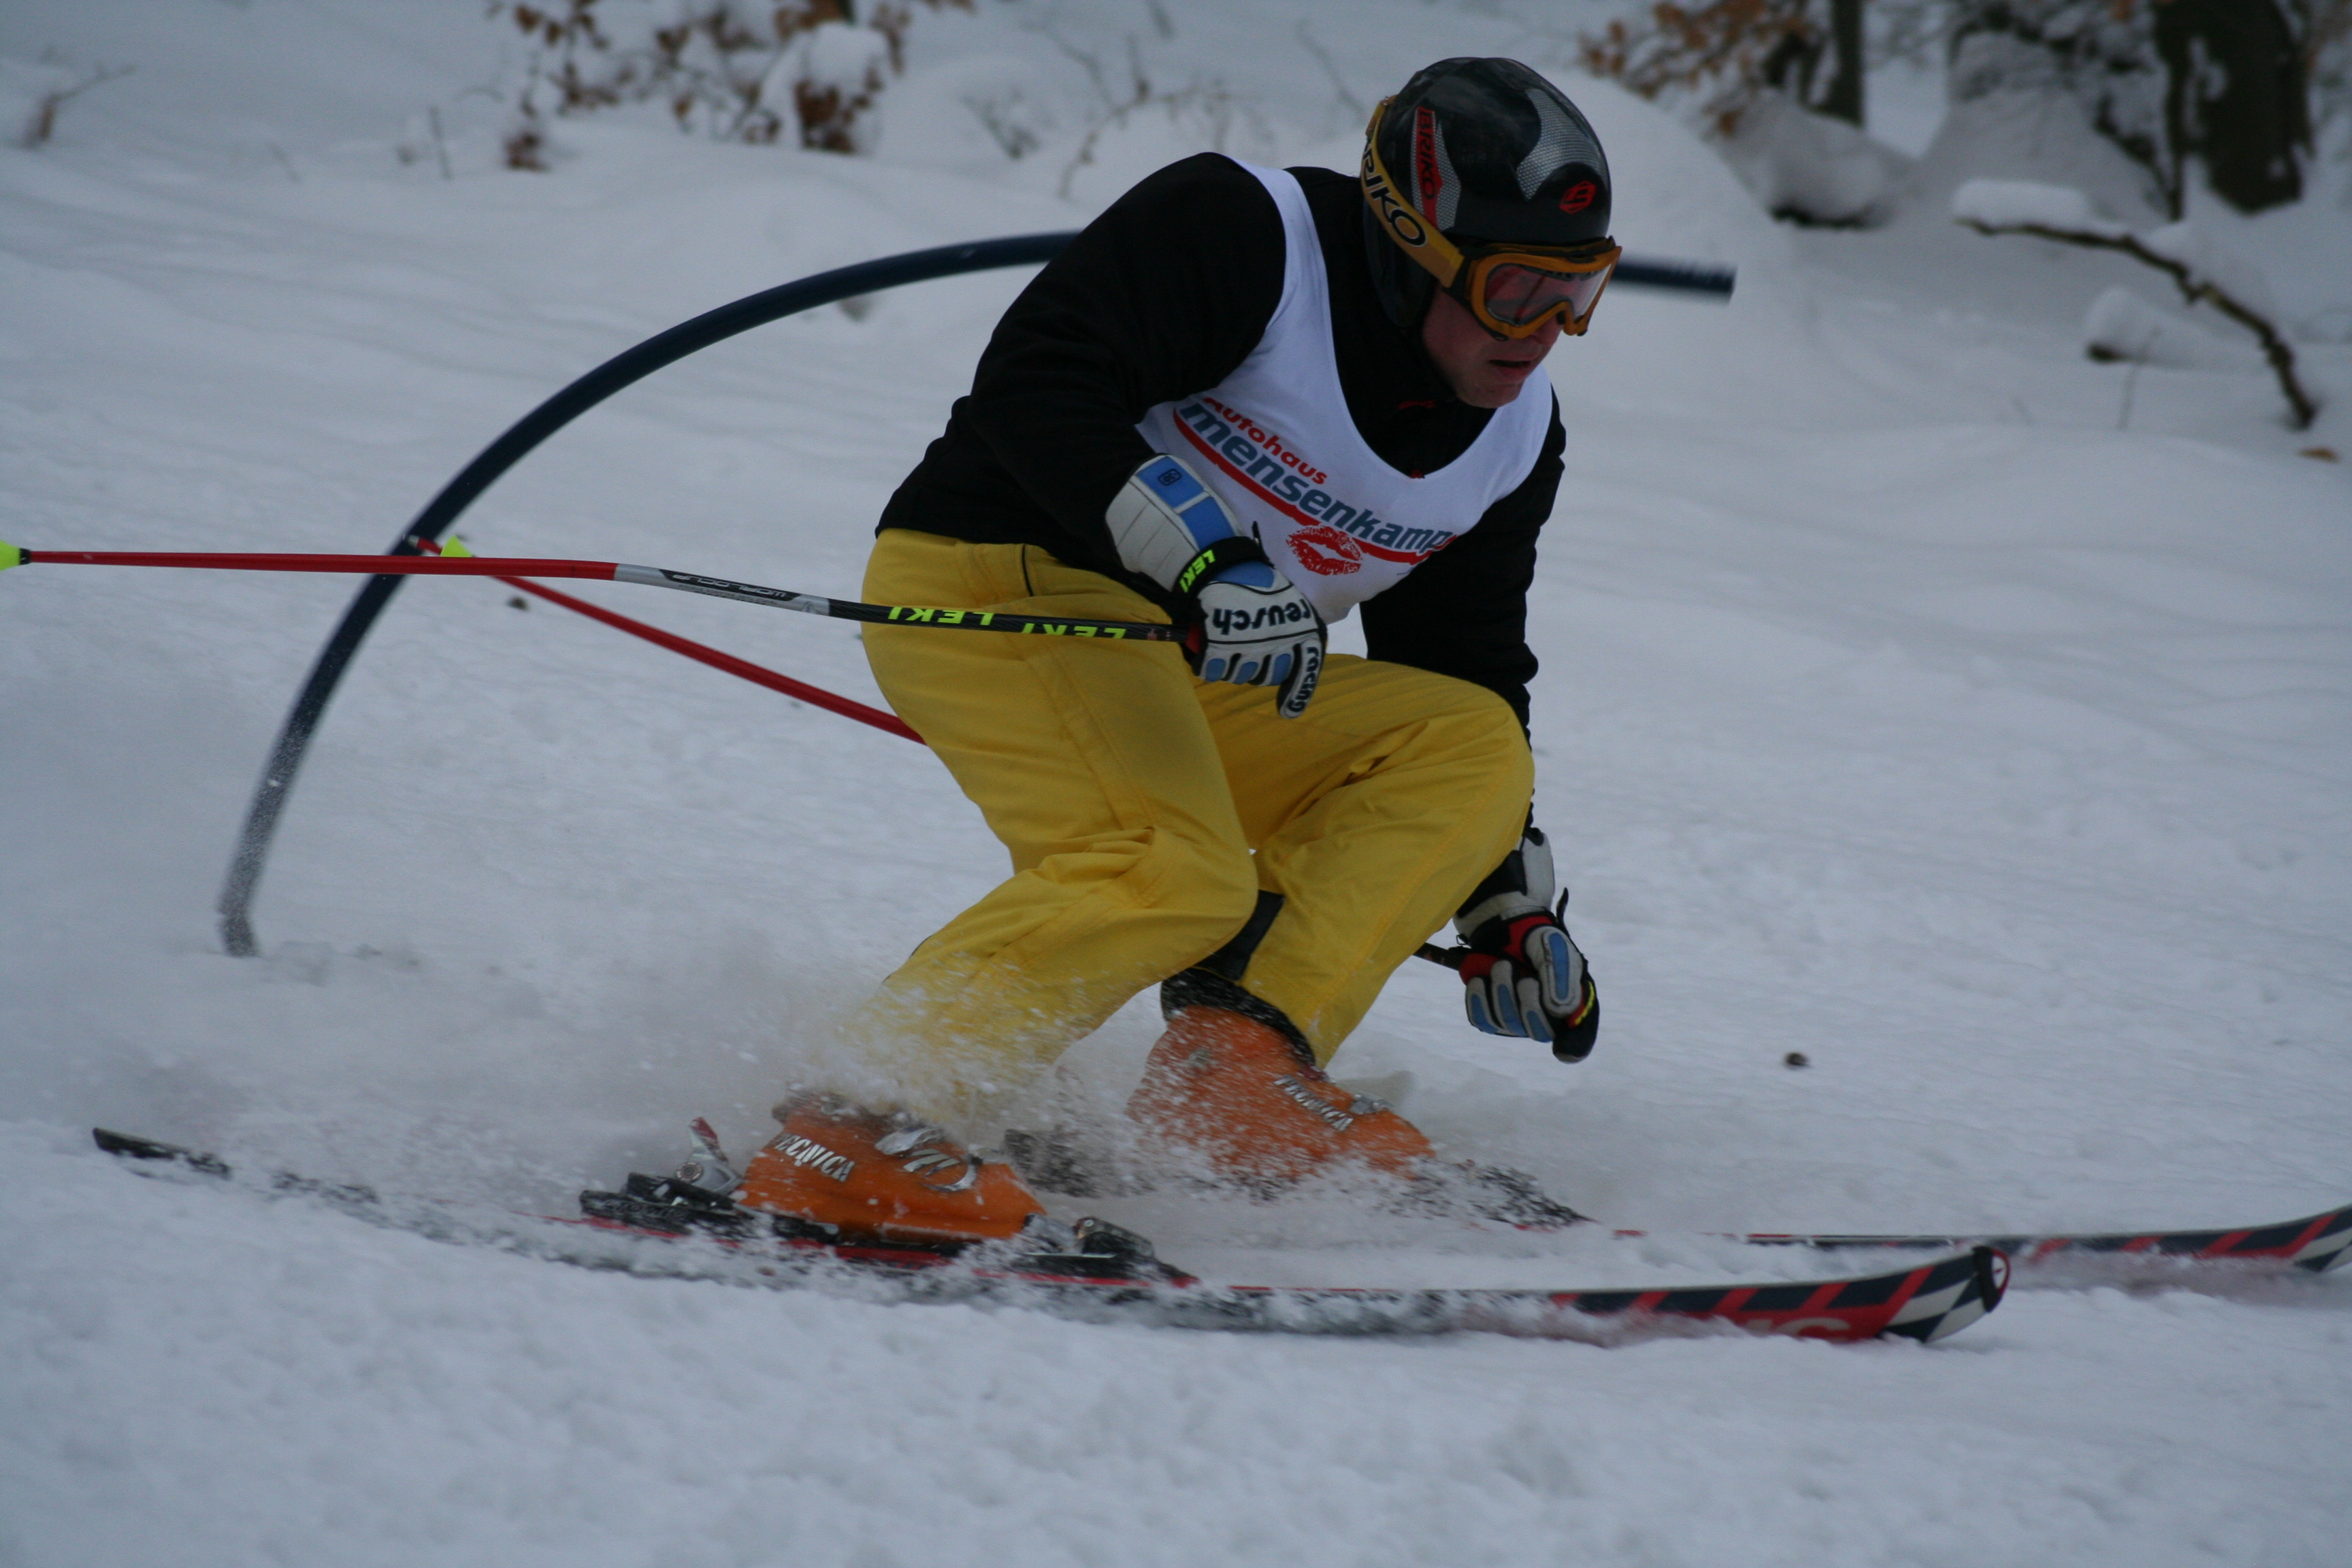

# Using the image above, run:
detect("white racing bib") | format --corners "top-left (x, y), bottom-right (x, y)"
top-left (1135, 162), bottom-right (1553, 624)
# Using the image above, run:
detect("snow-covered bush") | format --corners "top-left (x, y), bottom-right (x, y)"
top-left (1942, 1), bottom-right (2170, 208)
top-left (1579, 1), bottom-right (1866, 137)
top-left (1579, 1), bottom-right (1908, 225)
top-left (495, 0), bottom-right (966, 167)
top-left (1946, 1), bottom-right (2316, 216)
top-left (1584, 0), bottom-right (2323, 225)
top-left (1713, 83), bottom-right (1910, 226)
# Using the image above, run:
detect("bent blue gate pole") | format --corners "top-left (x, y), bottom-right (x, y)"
top-left (216, 233), bottom-right (1080, 955)
top-left (217, 237), bottom-right (1734, 956)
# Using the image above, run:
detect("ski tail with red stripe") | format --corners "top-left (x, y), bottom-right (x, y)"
top-left (1711, 1203), bottom-right (2352, 1275)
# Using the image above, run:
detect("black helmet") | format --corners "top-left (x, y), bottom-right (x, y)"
top-left (1360, 59), bottom-right (1616, 332)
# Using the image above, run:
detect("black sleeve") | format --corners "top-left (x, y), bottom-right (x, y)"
top-left (1358, 397), bottom-right (1565, 732)
top-left (881, 154), bottom-right (1285, 578)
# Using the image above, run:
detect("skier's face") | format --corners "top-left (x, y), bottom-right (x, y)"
top-left (1420, 291), bottom-right (1561, 408)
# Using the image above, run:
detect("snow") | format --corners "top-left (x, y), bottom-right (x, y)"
top-left (1950, 177), bottom-right (2128, 238)
top-left (3, 2), bottom-right (2350, 1564)
top-left (2135, 220), bottom-right (2285, 321)
top-left (1716, 90), bottom-right (1911, 228)
top-left (2085, 287), bottom-right (2258, 373)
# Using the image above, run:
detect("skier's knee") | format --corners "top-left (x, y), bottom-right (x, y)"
top-left (1432, 685), bottom-right (1535, 793)
top-left (1135, 828), bottom-right (1260, 954)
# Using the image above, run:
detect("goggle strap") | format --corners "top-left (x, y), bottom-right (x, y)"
top-left (1361, 99), bottom-right (1466, 291)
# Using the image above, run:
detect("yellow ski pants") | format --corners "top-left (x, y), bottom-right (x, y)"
top-left (843, 529), bottom-right (1531, 1127)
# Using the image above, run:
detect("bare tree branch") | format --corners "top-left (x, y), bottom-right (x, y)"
top-left (19, 63), bottom-right (133, 150)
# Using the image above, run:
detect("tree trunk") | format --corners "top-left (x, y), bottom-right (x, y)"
top-left (2155, 0), bottom-right (2310, 212)
top-left (1818, 0), bottom-right (1865, 125)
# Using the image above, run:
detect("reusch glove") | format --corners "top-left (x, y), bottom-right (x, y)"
top-left (1454, 823), bottom-right (1599, 1062)
top-left (1189, 559), bottom-right (1324, 712)
top-left (1105, 455), bottom-right (1324, 719)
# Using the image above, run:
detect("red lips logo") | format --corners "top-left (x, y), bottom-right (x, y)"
top-left (1287, 524), bottom-right (1362, 576)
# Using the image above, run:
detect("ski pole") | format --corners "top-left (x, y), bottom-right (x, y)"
top-left (1, 541), bottom-right (1188, 644)
top-left (452, 546), bottom-right (1469, 973)
top-left (6, 537), bottom-right (1476, 972)
top-left (407, 538), bottom-right (921, 743)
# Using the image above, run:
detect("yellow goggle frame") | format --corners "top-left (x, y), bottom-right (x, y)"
top-left (1360, 98), bottom-right (1620, 340)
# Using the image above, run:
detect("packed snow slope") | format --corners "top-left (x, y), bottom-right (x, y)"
top-left (3, 3), bottom-right (2349, 1565)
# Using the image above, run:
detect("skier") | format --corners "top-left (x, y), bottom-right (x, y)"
top-left (736, 58), bottom-right (1620, 1245)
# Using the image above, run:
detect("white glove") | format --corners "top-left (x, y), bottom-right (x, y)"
top-left (1106, 454), bottom-right (1324, 718)
top-left (1190, 560), bottom-right (1324, 717)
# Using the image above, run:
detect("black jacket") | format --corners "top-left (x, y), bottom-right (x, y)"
top-left (878, 153), bottom-right (1565, 728)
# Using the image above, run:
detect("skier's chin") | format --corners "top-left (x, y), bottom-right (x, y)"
top-left (1461, 360), bottom-right (1540, 408)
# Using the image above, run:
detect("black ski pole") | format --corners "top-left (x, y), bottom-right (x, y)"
top-left (3, 542), bottom-right (1188, 644)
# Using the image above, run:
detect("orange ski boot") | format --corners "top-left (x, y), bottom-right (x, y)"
top-left (1126, 1006), bottom-right (1436, 1188)
top-left (737, 1094), bottom-right (1046, 1248)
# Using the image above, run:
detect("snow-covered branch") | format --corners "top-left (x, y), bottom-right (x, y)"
top-left (1953, 179), bottom-right (2320, 429)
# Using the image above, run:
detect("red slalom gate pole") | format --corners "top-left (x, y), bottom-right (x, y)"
top-left (1, 541), bottom-right (1184, 642)
top-left (16, 547), bottom-right (621, 577)
top-left (503, 576), bottom-right (926, 742)
top-left (406, 538), bottom-right (922, 745)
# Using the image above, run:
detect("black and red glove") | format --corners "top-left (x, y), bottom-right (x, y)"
top-left (1454, 825), bottom-right (1599, 1062)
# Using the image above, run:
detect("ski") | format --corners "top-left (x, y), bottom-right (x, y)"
top-left (93, 1128), bottom-right (2003, 1345)
top-left (1003, 1122), bottom-right (2352, 1277)
top-left (1653, 1205), bottom-right (2352, 1276)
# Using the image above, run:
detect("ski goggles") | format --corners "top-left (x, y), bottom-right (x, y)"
top-left (1360, 99), bottom-right (1622, 340)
